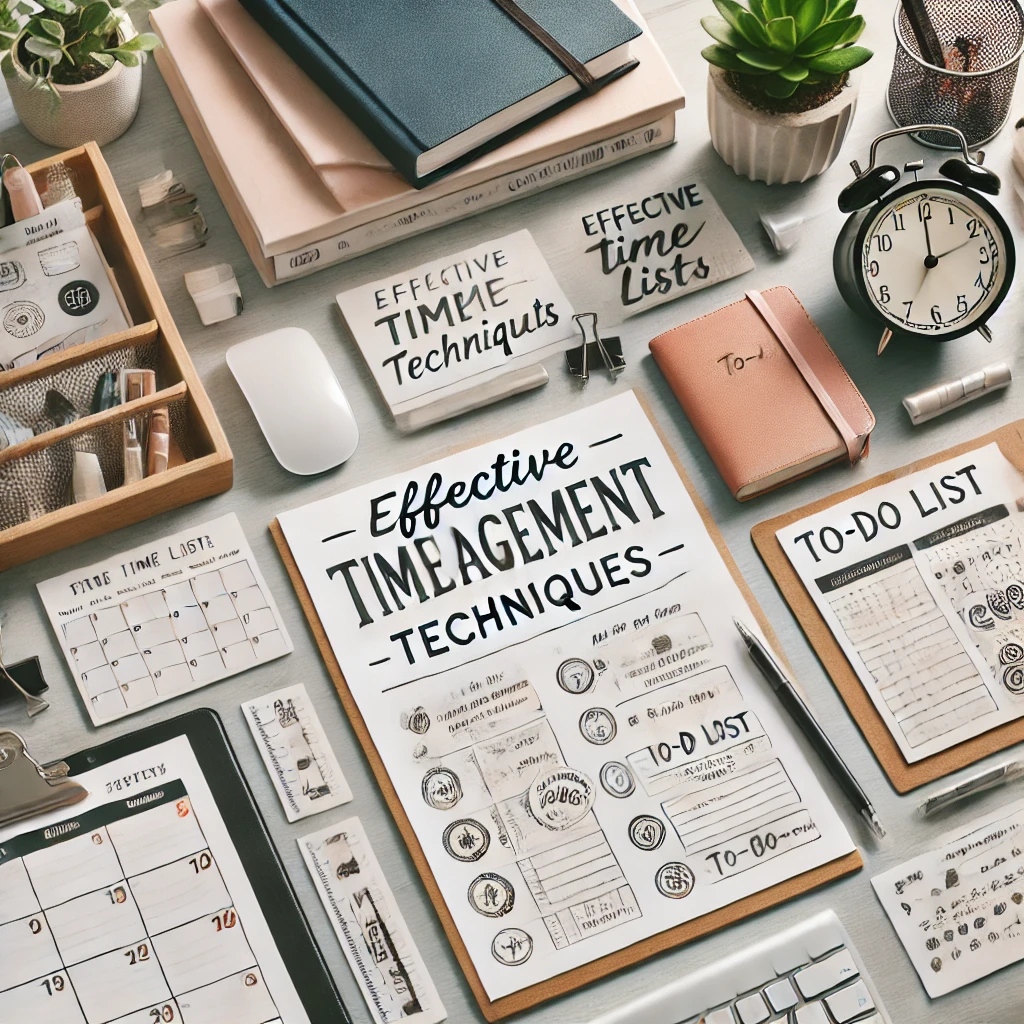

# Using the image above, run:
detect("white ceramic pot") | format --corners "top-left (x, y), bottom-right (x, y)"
top-left (3, 16), bottom-right (142, 149)
top-left (706, 65), bottom-right (859, 185)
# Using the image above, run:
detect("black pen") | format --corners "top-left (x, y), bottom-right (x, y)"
top-left (734, 618), bottom-right (886, 841)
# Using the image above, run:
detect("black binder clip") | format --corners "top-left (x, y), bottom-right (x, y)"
top-left (0, 621), bottom-right (49, 717)
top-left (566, 312), bottom-right (625, 384)
top-left (0, 730), bottom-right (88, 827)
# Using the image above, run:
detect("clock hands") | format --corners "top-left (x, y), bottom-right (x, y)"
top-left (934, 235), bottom-right (976, 261)
top-left (921, 211), bottom-right (938, 269)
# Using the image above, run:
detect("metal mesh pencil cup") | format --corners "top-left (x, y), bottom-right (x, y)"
top-left (887, 0), bottom-right (1024, 147)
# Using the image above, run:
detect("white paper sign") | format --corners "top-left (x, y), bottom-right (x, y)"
top-left (38, 513), bottom-right (292, 724)
top-left (242, 683), bottom-right (352, 821)
top-left (872, 797), bottom-right (1024, 997)
top-left (277, 391), bottom-right (855, 1001)
top-left (0, 200), bottom-right (129, 370)
top-left (575, 180), bottom-right (754, 316)
top-left (777, 443), bottom-right (1024, 764)
top-left (336, 229), bottom-right (574, 419)
top-left (299, 816), bottom-right (446, 1024)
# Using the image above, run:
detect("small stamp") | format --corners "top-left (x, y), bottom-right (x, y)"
top-left (629, 815), bottom-right (666, 851)
top-left (58, 279), bottom-right (99, 317)
top-left (655, 862), bottom-right (695, 899)
top-left (443, 819), bottom-right (490, 862)
top-left (528, 766), bottom-right (595, 830)
top-left (599, 761), bottom-right (635, 798)
top-left (579, 707), bottom-right (616, 745)
top-left (557, 657), bottom-right (595, 694)
top-left (468, 873), bottom-right (515, 918)
top-left (403, 705), bottom-right (431, 734)
top-left (0, 259), bottom-right (25, 292)
top-left (3, 299), bottom-right (44, 338)
top-left (492, 927), bottom-right (533, 966)
top-left (421, 766), bottom-right (462, 810)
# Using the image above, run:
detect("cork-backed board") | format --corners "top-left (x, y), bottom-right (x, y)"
top-left (270, 389), bottom-right (862, 1021)
top-left (752, 419), bottom-right (1024, 795)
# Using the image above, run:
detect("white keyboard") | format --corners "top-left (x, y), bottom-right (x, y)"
top-left (591, 911), bottom-right (890, 1024)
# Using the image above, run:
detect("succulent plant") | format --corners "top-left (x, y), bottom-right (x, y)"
top-left (702, 0), bottom-right (872, 103)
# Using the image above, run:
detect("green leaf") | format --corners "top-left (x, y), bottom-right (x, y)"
top-left (102, 44), bottom-right (140, 65)
top-left (762, 0), bottom-right (785, 16)
top-left (24, 34), bottom-right (61, 62)
top-left (777, 57), bottom-right (809, 80)
top-left (702, 42), bottom-right (748, 71)
top-left (749, 0), bottom-right (766, 22)
top-left (795, 0), bottom-right (827, 39)
top-left (37, 0), bottom-right (77, 13)
top-left (121, 31), bottom-right (158, 50)
top-left (91, 50), bottom-right (114, 66)
top-left (765, 15), bottom-right (797, 51)
top-left (713, 0), bottom-right (770, 47)
top-left (737, 46), bottom-right (789, 70)
top-left (37, 17), bottom-right (64, 43)
top-left (807, 43), bottom-right (873, 72)
top-left (795, 15), bottom-right (863, 56)
top-left (78, 2), bottom-right (112, 33)
top-left (762, 71), bottom-right (800, 96)
top-left (701, 14), bottom-right (745, 48)
top-left (826, 0), bottom-right (855, 17)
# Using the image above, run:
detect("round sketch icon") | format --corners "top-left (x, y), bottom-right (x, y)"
top-left (421, 766), bottom-right (462, 810)
top-left (2, 300), bottom-right (44, 339)
top-left (492, 928), bottom-right (533, 966)
top-left (468, 873), bottom-right (515, 918)
top-left (556, 657), bottom-right (595, 694)
top-left (442, 819), bottom-right (490, 863)
top-left (655, 862), bottom-right (695, 899)
top-left (629, 815), bottom-right (666, 851)
top-left (579, 707), bottom-right (616, 745)
top-left (599, 761), bottom-right (635, 798)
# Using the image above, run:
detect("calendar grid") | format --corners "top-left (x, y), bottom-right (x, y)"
top-left (0, 782), bottom-right (284, 1024)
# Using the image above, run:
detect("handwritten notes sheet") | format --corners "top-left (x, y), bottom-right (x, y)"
top-left (873, 797), bottom-right (1024, 996)
top-left (337, 230), bottom-right (574, 427)
top-left (778, 444), bottom-right (1024, 763)
top-left (277, 391), bottom-right (854, 1000)
top-left (38, 513), bottom-right (291, 725)
top-left (575, 180), bottom-right (753, 316)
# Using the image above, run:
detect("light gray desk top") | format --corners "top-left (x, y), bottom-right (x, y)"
top-left (2, 2), bottom-right (1023, 1021)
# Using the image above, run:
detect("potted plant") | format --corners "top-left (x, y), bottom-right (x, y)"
top-left (702, 0), bottom-right (872, 184)
top-left (0, 0), bottom-right (161, 149)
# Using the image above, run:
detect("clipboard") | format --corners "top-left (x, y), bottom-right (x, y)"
top-left (752, 419), bottom-right (1024, 794)
top-left (0, 708), bottom-right (350, 1024)
top-left (270, 389), bottom-right (862, 1022)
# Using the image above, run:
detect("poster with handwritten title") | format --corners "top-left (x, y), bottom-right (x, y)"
top-left (277, 391), bottom-right (854, 1001)
top-left (337, 230), bottom-right (574, 427)
top-left (575, 180), bottom-right (753, 316)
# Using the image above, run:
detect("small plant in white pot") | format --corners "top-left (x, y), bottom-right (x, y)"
top-left (0, 0), bottom-right (161, 149)
top-left (702, 0), bottom-right (872, 184)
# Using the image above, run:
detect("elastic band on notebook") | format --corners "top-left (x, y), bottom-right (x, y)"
top-left (744, 290), bottom-right (866, 464)
top-left (491, 0), bottom-right (598, 92)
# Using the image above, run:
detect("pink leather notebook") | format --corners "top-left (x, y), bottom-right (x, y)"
top-left (649, 287), bottom-right (875, 500)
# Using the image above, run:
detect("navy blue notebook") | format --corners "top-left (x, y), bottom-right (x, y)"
top-left (237, 0), bottom-right (642, 187)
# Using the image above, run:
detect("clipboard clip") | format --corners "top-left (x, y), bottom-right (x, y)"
top-left (0, 730), bottom-right (88, 828)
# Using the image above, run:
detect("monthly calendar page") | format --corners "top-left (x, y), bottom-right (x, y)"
top-left (37, 514), bottom-right (292, 725)
top-left (0, 735), bottom-right (311, 1024)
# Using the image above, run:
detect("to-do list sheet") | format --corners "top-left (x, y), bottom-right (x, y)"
top-left (277, 391), bottom-right (855, 1000)
top-left (778, 443), bottom-right (1024, 763)
top-left (0, 735), bottom-right (311, 1024)
top-left (38, 514), bottom-right (292, 725)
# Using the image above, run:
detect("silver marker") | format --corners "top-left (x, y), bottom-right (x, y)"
top-left (918, 758), bottom-right (1024, 817)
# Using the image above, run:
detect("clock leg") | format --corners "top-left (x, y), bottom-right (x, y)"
top-left (877, 329), bottom-right (894, 356)
top-left (978, 324), bottom-right (993, 343)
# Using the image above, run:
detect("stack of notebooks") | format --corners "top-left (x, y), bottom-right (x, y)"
top-left (151, 0), bottom-right (685, 286)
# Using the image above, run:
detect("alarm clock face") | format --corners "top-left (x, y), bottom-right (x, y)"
top-left (860, 185), bottom-right (1010, 337)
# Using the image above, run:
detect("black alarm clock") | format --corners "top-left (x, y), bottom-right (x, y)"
top-left (833, 125), bottom-right (1015, 355)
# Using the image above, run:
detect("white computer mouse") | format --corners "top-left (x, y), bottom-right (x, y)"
top-left (226, 327), bottom-right (359, 475)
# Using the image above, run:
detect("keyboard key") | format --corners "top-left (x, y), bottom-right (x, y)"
top-left (805, 921), bottom-right (846, 960)
top-left (794, 1004), bottom-right (829, 1024)
top-left (764, 979), bottom-right (798, 1013)
top-left (705, 1008), bottom-right (737, 1024)
top-left (734, 993), bottom-right (770, 1024)
top-left (794, 949), bottom-right (859, 999)
top-left (824, 980), bottom-right (875, 1023)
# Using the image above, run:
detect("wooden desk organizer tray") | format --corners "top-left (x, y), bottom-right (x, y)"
top-left (0, 144), bottom-right (231, 571)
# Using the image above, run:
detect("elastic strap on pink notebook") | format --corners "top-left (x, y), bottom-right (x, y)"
top-left (745, 290), bottom-right (866, 464)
